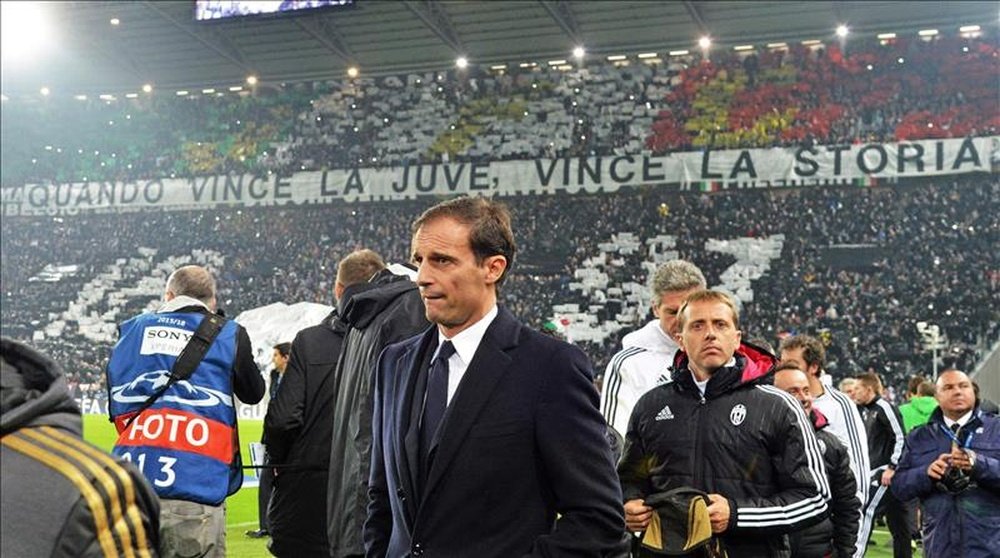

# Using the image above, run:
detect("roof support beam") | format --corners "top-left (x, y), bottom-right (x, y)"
top-left (682, 0), bottom-right (709, 37)
top-left (538, 1), bottom-right (582, 45)
top-left (142, 2), bottom-right (253, 74)
top-left (402, 1), bottom-right (464, 54)
top-left (295, 16), bottom-right (355, 64)
top-left (81, 35), bottom-right (147, 83)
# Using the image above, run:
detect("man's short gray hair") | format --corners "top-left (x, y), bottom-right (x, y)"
top-left (166, 265), bottom-right (216, 306)
top-left (651, 260), bottom-right (706, 301)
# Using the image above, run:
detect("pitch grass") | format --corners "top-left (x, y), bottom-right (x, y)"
top-left (82, 415), bottom-right (919, 557)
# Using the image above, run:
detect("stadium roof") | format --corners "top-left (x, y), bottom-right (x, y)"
top-left (1, 0), bottom-right (995, 96)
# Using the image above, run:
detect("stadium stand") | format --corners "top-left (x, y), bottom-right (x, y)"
top-left (1, 28), bottom-right (997, 406)
top-left (2, 175), bottom-right (996, 403)
top-left (2, 32), bottom-right (996, 186)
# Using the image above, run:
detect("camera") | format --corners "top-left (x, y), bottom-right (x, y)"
top-left (937, 462), bottom-right (973, 494)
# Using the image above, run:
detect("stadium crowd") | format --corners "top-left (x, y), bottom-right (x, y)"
top-left (1, 174), bottom-right (996, 403)
top-left (2, 19), bottom-right (999, 558)
top-left (2, 32), bottom-right (997, 187)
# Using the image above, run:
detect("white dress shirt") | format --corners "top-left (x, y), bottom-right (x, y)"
top-left (943, 410), bottom-right (973, 430)
top-left (435, 305), bottom-right (498, 405)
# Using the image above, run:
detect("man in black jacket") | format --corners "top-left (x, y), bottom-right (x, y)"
top-left (263, 309), bottom-right (346, 556)
top-left (774, 365), bottom-right (860, 558)
top-left (2, 338), bottom-right (161, 557)
top-left (326, 249), bottom-right (429, 558)
top-left (854, 372), bottom-right (911, 558)
top-left (619, 290), bottom-right (829, 557)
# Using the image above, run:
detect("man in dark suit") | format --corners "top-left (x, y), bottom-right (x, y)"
top-left (364, 196), bottom-right (625, 558)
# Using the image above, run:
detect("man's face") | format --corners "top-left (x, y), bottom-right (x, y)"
top-left (779, 347), bottom-right (819, 379)
top-left (774, 369), bottom-right (813, 413)
top-left (272, 349), bottom-right (288, 373)
top-left (840, 382), bottom-right (856, 399)
top-left (853, 383), bottom-right (875, 405)
top-left (678, 299), bottom-right (742, 377)
top-left (653, 287), bottom-right (701, 342)
top-left (935, 371), bottom-right (975, 417)
top-left (412, 216), bottom-right (506, 337)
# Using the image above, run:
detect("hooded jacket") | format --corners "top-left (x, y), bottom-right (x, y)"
top-left (899, 396), bottom-right (938, 433)
top-left (892, 406), bottom-right (1000, 558)
top-left (619, 342), bottom-right (829, 558)
top-left (601, 320), bottom-right (680, 439)
top-left (789, 409), bottom-right (860, 558)
top-left (263, 309), bottom-right (347, 557)
top-left (326, 267), bottom-right (429, 557)
top-left (1, 338), bottom-right (160, 558)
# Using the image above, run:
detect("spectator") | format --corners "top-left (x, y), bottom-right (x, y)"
top-left (853, 372), bottom-right (912, 558)
top-left (106, 265), bottom-right (264, 558)
top-left (779, 334), bottom-right (870, 557)
top-left (900, 380), bottom-right (938, 433)
top-left (773, 364), bottom-right (859, 558)
top-left (1, 337), bottom-right (160, 558)
top-left (263, 299), bottom-right (346, 555)
top-left (327, 250), bottom-right (429, 557)
top-left (247, 341), bottom-right (292, 540)
top-left (619, 290), bottom-right (829, 557)
top-left (892, 369), bottom-right (1000, 557)
top-left (600, 260), bottom-right (706, 451)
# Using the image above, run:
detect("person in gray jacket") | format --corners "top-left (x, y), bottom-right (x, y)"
top-left (1, 337), bottom-right (161, 558)
top-left (326, 250), bottom-right (429, 558)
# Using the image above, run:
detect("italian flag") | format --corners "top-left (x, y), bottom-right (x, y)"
top-left (854, 175), bottom-right (877, 187)
top-left (698, 181), bottom-right (721, 192)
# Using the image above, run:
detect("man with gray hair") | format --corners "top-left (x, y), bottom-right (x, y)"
top-left (600, 260), bottom-right (705, 444)
top-left (106, 264), bottom-right (264, 557)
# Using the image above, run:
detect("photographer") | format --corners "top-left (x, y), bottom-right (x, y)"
top-left (892, 369), bottom-right (1000, 557)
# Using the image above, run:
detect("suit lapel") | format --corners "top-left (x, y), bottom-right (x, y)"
top-left (396, 327), bottom-right (437, 525)
top-left (421, 308), bottom-right (521, 502)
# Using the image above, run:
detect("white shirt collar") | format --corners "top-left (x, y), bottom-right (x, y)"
top-left (436, 305), bottom-right (498, 366)
top-left (159, 295), bottom-right (210, 313)
top-left (943, 410), bottom-right (973, 429)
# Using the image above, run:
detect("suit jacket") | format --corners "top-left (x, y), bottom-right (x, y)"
top-left (364, 307), bottom-right (625, 558)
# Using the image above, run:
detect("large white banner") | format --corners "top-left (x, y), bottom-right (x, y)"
top-left (3, 136), bottom-right (995, 215)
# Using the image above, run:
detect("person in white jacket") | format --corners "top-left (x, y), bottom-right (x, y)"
top-left (600, 260), bottom-right (705, 444)
top-left (779, 334), bottom-right (871, 558)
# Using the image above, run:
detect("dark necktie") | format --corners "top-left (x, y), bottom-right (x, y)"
top-left (950, 423), bottom-right (961, 434)
top-left (420, 340), bottom-right (455, 471)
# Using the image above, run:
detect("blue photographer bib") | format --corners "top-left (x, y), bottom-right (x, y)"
top-left (107, 311), bottom-right (242, 505)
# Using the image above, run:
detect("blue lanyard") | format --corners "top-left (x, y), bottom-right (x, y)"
top-left (938, 423), bottom-right (974, 449)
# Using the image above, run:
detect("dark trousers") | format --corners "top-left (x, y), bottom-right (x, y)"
top-left (257, 464), bottom-right (274, 532)
top-left (860, 482), bottom-right (913, 558)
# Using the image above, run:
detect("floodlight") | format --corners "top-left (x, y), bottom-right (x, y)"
top-left (456, 57), bottom-right (468, 69)
top-left (246, 75), bottom-right (258, 85)
top-left (1, 2), bottom-right (53, 65)
top-left (572, 46), bottom-right (585, 59)
top-left (836, 25), bottom-right (849, 37)
top-left (110, 17), bottom-right (120, 26)
top-left (698, 36), bottom-right (711, 49)
top-left (39, 86), bottom-right (50, 96)
top-left (142, 83), bottom-right (153, 93)
top-left (346, 66), bottom-right (359, 78)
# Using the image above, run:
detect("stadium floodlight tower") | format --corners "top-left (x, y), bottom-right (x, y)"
top-left (916, 321), bottom-right (947, 379)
